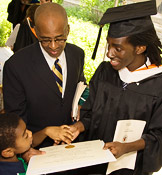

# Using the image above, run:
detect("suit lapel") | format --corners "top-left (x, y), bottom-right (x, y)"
top-left (31, 42), bottom-right (62, 97)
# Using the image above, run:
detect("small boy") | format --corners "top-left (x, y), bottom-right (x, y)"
top-left (0, 112), bottom-right (32, 175)
top-left (0, 112), bottom-right (73, 174)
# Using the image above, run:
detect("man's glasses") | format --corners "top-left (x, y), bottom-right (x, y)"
top-left (39, 38), bottom-right (67, 45)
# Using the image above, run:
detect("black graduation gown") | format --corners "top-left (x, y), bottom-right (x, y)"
top-left (80, 61), bottom-right (162, 175)
top-left (13, 23), bottom-right (38, 53)
top-left (7, 0), bottom-right (30, 28)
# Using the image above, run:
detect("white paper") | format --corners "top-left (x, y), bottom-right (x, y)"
top-left (5, 24), bottom-right (20, 47)
top-left (72, 81), bottom-right (87, 119)
top-left (0, 47), bottom-right (13, 85)
top-left (106, 120), bottom-right (146, 174)
top-left (26, 140), bottom-right (116, 175)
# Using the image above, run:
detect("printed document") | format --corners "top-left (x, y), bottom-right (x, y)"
top-left (26, 140), bottom-right (116, 175)
top-left (106, 120), bottom-right (146, 174)
top-left (72, 81), bottom-right (87, 119)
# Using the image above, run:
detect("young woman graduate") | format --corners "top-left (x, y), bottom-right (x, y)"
top-left (70, 1), bottom-right (162, 175)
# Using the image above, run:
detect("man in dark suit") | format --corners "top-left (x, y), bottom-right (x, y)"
top-left (3, 2), bottom-right (86, 148)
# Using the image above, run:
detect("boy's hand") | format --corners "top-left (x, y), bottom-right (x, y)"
top-left (45, 125), bottom-right (74, 145)
top-left (22, 148), bottom-right (45, 163)
top-left (69, 125), bottom-right (80, 141)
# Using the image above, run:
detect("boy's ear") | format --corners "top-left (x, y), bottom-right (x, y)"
top-left (135, 46), bottom-right (146, 54)
top-left (1, 148), bottom-right (15, 158)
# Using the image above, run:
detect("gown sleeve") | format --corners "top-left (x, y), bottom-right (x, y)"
top-left (142, 95), bottom-right (162, 172)
top-left (80, 62), bottom-right (107, 131)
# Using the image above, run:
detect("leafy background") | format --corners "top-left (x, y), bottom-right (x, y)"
top-left (0, 1), bottom-right (162, 174)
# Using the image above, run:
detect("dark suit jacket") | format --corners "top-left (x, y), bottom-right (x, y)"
top-left (3, 42), bottom-right (85, 147)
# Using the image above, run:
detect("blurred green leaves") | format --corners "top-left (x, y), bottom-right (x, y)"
top-left (0, 0), bottom-right (11, 46)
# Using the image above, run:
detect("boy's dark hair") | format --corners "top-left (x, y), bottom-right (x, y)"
top-left (0, 113), bottom-right (20, 153)
top-left (127, 28), bottom-right (162, 66)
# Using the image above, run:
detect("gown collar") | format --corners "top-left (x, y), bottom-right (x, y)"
top-left (118, 58), bottom-right (162, 83)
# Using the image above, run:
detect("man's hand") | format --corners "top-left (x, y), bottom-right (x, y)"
top-left (69, 121), bottom-right (85, 141)
top-left (22, 148), bottom-right (45, 163)
top-left (69, 125), bottom-right (80, 141)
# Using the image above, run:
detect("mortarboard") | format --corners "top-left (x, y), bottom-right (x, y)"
top-left (92, 0), bottom-right (157, 60)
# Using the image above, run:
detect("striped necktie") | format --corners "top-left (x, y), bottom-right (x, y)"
top-left (52, 58), bottom-right (63, 94)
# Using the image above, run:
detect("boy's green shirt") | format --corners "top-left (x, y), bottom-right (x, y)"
top-left (18, 157), bottom-right (27, 175)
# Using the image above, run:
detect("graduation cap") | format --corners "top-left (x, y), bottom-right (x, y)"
top-left (92, 0), bottom-right (157, 60)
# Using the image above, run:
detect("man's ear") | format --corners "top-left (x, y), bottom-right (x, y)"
top-left (1, 148), bottom-right (15, 158)
top-left (135, 46), bottom-right (146, 55)
top-left (34, 26), bottom-right (39, 38)
top-left (66, 24), bottom-right (70, 36)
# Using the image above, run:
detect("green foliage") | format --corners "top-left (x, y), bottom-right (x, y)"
top-left (66, 6), bottom-right (109, 82)
top-left (67, 16), bottom-right (107, 82)
top-left (66, 6), bottom-right (90, 22)
top-left (52, 0), bottom-right (63, 4)
top-left (0, 0), bottom-right (11, 46)
top-left (79, 0), bottom-right (116, 24)
top-left (0, 19), bottom-right (11, 46)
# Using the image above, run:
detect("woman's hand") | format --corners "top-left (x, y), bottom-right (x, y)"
top-left (103, 141), bottom-right (127, 158)
top-left (103, 139), bottom-right (145, 158)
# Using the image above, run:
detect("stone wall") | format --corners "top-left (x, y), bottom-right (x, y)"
top-left (63, 0), bottom-right (80, 7)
